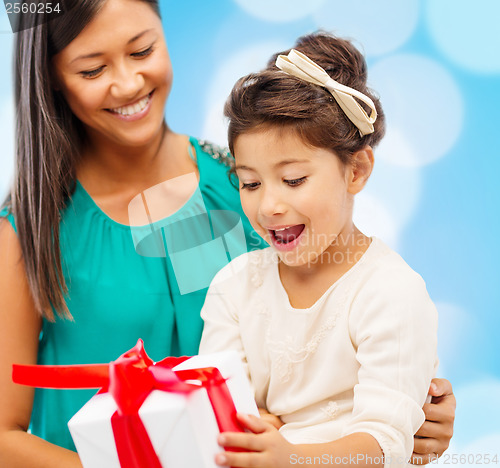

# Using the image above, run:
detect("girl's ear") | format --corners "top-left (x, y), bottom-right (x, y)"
top-left (347, 146), bottom-right (374, 195)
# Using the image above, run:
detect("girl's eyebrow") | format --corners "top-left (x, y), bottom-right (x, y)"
top-left (234, 159), bottom-right (309, 172)
top-left (234, 164), bottom-right (255, 172)
top-left (273, 159), bottom-right (309, 168)
top-left (70, 28), bottom-right (155, 64)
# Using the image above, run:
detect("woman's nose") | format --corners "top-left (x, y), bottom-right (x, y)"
top-left (109, 62), bottom-right (145, 101)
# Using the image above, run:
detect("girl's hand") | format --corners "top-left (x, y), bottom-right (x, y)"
top-left (258, 407), bottom-right (284, 430)
top-left (411, 378), bottom-right (456, 465)
top-left (215, 413), bottom-right (294, 468)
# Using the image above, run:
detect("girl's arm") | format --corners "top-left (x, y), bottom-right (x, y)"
top-left (0, 220), bottom-right (82, 468)
top-left (199, 262), bottom-right (248, 373)
top-left (216, 413), bottom-right (384, 468)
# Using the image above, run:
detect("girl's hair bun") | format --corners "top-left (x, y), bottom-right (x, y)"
top-left (225, 32), bottom-right (385, 165)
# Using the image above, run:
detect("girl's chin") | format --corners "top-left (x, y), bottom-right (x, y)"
top-left (276, 250), bottom-right (309, 268)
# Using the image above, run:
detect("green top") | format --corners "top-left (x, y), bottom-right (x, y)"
top-left (0, 137), bottom-right (266, 451)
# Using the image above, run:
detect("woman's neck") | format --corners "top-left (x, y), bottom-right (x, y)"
top-left (77, 124), bottom-right (195, 197)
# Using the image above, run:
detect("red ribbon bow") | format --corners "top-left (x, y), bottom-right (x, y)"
top-left (13, 340), bottom-right (244, 468)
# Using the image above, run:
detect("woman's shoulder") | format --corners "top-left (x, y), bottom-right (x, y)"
top-left (190, 137), bottom-right (236, 189)
top-left (191, 137), bottom-right (234, 169)
top-left (0, 204), bottom-right (17, 233)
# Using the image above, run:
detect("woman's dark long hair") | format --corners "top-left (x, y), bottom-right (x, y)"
top-left (6, 0), bottom-right (160, 320)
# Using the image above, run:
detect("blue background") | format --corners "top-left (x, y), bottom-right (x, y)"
top-left (1, 0), bottom-right (499, 461)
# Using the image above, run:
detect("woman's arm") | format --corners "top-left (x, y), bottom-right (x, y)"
top-left (412, 378), bottom-right (456, 465)
top-left (0, 220), bottom-right (82, 468)
top-left (255, 379), bottom-right (456, 464)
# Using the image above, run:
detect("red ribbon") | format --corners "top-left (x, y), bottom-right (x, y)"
top-left (12, 340), bottom-right (244, 468)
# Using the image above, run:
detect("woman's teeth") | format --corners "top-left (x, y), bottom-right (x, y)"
top-left (110, 94), bottom-right (150, 116)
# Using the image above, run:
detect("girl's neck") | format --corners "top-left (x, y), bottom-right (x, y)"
top-left (278, 226), bottom-right (371, 309)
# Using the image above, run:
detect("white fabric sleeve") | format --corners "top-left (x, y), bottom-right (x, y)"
top-left (341, 268), bottom-right (438, 468)
top-left (198, 279), bottom-right (249, 377)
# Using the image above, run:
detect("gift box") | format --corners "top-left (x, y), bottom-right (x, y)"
top-left (12, 341), bottom-right (259, 468)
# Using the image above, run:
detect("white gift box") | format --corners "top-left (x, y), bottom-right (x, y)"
top-left (68, 350), bottom-right (258, 468)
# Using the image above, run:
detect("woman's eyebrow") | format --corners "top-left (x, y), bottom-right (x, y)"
top-left (70, 28), bottom-right (155, 64)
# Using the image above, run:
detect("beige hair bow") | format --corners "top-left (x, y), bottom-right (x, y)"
top-left (276, 49), bottom-right (377, 137)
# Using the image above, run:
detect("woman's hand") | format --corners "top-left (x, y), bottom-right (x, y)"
top-left (258, 407), bottom-right (284, 430)
top-left (411, 378), bottom-right (456, 465)
top-left (215, 413), bottom-right (294, 468)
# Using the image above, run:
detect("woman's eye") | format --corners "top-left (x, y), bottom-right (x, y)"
top-left (284, 176), bottom-right (307, 187)
top-left (241, 182), bottom-right (260, 190)
top-left (79, 66), bottom-right (104, 78)
top-left (132, 45), bottom-right (154, 58)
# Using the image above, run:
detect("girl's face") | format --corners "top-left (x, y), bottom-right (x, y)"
top-left (234, 127), bottom-right (357, 269)
top-left (52, 0), bottom-right (171, 149)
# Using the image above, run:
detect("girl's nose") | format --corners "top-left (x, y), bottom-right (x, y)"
top-left (109, 62), bottom-right (145, 101)
top-left (258, 187), bottom-right (287, 218)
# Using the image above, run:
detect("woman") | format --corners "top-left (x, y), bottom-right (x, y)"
top-left (0, 0), bottom-right (455, 466)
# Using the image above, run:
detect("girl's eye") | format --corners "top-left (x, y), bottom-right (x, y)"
top-left (284, 176), bottom-right (307, 187)
top-left (241, 182), bottom-right (260, 191)
top-left (80, 66), bottom-right (104, 78)
top-left (132, 45), bottom-right (154, 58)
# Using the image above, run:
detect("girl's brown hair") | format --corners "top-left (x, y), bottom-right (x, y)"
top-left (225, 32), bottom-right (385, 166)
top-left (3, 0), bottom-right (160, 321)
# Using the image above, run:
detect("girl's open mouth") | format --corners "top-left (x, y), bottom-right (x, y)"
top-left (269, 224), bottom-right (305, 251)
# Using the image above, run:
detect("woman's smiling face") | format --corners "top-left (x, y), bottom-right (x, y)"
top-left (52, 0), bottom-right (171, 148)
top-left (234, 126), bottom-right (357, 270)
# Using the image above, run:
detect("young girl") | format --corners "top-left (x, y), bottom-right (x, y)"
top-left (199, 33), bottom-right (439, 467)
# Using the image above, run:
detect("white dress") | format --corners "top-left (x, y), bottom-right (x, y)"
top-left (199, 237), bottom-right (438, 467)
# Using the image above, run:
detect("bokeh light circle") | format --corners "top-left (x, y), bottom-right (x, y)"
top-left (232, 0), bottom-right (327, 23)
top-left (312, 0), bottom-right (419, 57)
top-left (202, 42), bottom-right (287, 145)
top-left (369, 54), bottom-right (464, 167)
top-left (426, 0), bottom-right (500, 73)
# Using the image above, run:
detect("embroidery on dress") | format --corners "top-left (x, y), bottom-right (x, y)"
top-left (198, 140), bottom-right (234, 168)
top-left (267, 313), bottom-right (339, 383)
top-left (249, 251), bottom-right (265, 288)
top-left (265, 278), bottom-right (353, 383)
top-left (321, 401), bottom-right (340, 420)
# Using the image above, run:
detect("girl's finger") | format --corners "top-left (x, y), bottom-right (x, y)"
top-left (236, 413), bottom-right (269, 434)
top-left (215, 450), bottom-right (262, 468)
top-left (218, 432), bottom-right (264, 451)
